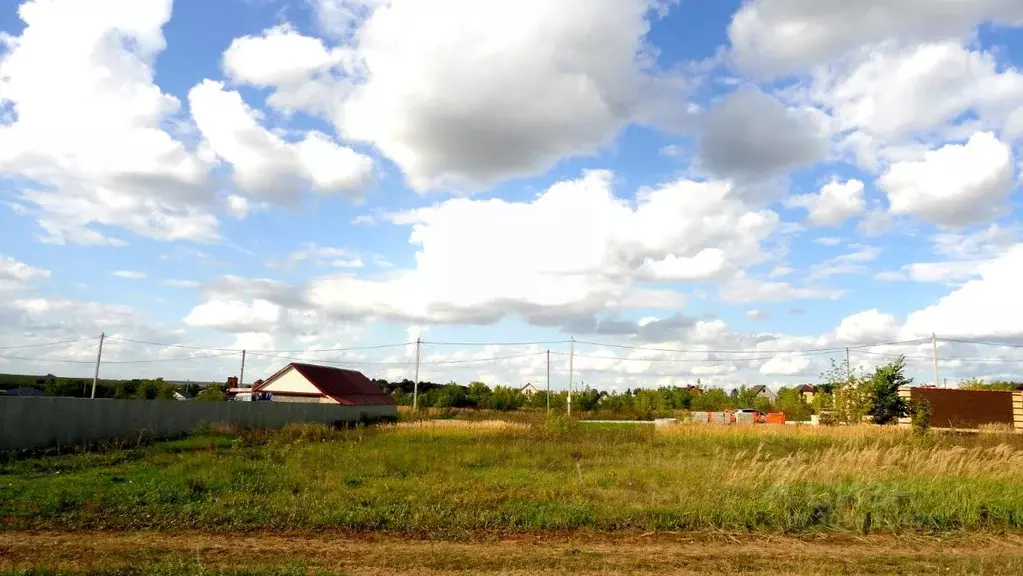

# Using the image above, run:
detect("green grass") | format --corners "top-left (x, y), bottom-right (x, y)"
top-left (4, 419), bottom-right (1023, 536)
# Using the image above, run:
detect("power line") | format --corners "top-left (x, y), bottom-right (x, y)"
top-left (0, 336), bottom-right (100, 350)
top-left (102, 337), bottom-right (237, 352)
top-left (0, 351), bottom-right (239, 364)
top-left (246, 350), bottom-right (544, 366)
top-left (570, 338), bottom-right (931, 356)
top-left (245, 351), bottom-right (408, 366)
top-left (425, 352), bottom-right (545, 365)
top-left (552, 349), bottom-right (844, 362)
top-left (941, 338), bottom-right (1023, 349)
top-left (104, 336), bottom-right (412, 354)
top-left (422, 340), bottom-right (571, 347)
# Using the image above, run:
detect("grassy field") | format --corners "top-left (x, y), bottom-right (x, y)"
top-left (5, 417), bottom-right (1023, 573)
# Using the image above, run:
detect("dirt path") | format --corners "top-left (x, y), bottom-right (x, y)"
top-left (4, 531), bottom-right (1023, 574)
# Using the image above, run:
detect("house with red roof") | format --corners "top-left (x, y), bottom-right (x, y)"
top-left (251, 363), bottom-right (397, 408)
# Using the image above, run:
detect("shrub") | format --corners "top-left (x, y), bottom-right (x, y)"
top-left (910, 399), bottom-right (932, 436)
top-left (540, 412), bottom-right (579, 437)
top-left (195, 387), bottom-right (227, 401)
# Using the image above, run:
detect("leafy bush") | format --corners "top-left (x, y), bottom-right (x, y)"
top-left (865, 357), bottom-right (911, 425)
top-left (195, 387), bottom-right (227, 401)
top-left (910, 399), bottom-right (932, 436)
top-left (540, 412), bottom-right (579, 437)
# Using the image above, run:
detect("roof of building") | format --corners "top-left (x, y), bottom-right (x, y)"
top-left (750, 385), bottom-right (768, 393)
top-left (795, 384), bottom-right (817, 393)
top-left (256, 363), bottom-right (396, 406)
top-left (3, 387), bottom-right (45, 397)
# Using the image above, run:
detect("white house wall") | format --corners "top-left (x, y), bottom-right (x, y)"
top-left (268, 395), bottom-right (337, 404)
top-left (259, 368), bottom-right (320, 395)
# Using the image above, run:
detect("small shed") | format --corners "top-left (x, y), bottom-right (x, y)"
top-left (253, 363), bottom-right (397, 407)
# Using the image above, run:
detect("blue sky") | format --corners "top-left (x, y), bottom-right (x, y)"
top-left (2, 0), bottom-right (1023, 390)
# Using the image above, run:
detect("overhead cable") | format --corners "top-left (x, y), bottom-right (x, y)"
top-left (0, 336), bottom-right (100, 350)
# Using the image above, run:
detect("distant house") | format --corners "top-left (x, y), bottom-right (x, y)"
top-left (750, 385), bottom-right (777, 403)
top-left (172, 390), bottom-right (192, 401)
top-left (795, 384), bottom-right (817, 404)
top-left (252, 363), bottom-right (397, 408)
top-left (519, 383), bottom-right (540, 397)
top-left (3, 387), bottom-right (44, 397)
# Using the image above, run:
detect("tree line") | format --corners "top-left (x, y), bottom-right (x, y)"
top-left (374, 378), bottom-right (816, 419)
top-left (8, 356), bottom-right (1016, 422)
top-left (0, 374), bottom-right (226, 401)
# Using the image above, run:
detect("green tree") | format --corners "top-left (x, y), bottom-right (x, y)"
top-left (732, 386), bottom-right (760, 409)
top-left (466, 381), bottom-right (492, 407)
top-left (865, 356), bottom-right (912, 425)
top-left (774, 387), bottom-right (812, 421)
top-left (115, 379), bottom-right (140, 399)
top-left (819, 358), bottom-right (870, 424)
top-left (487, 386), bottom-right (525, 411)
top-left (910, 398), bottom-right (932, 435)
top-left (134, 379), bottom-right (175, 400)
top-left (433, 384), bottom-right (469, 408)
top-left (960, 378), bottom-right (1022, 391)
top-left (195, 387), bottom-right (227, 401)
top-left (691, 388), bottom-right (731, 411)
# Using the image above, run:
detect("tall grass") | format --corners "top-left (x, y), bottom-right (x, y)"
top-left (4, 421), bottom-right (1023, 535)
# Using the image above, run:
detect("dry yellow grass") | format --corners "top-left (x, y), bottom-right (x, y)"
top-left (655, 422), bottom-right (908, 440)
top-left (390, 419), bottom-right (532, 433)
top-left (6, 530), bottom-right (1023, 575)
top-left (726, 443), bottom-right (1023, 486)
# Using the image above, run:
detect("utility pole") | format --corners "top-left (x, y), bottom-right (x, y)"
top-left (413, 337), bottom-right (421, 411)
top-left (568, 337), bottom-right (574, 417)
top-left (932, 333), bottom-right (940, 388)
top-left (845, 347), bottom-right (851, 382)
top-left (239, 349), bottom-right (247, 388)
top-left (546, 349), bottom-right (551, 415)
top-left (90, 332), bottom-right (105, 399)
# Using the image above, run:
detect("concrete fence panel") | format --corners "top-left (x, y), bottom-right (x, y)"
top-left (0, 397), bottom-right (396, 452)
top-left (735, 412), bottom-right (756, 424)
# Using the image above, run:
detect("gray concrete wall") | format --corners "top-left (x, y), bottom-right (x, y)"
top-left (0, 397), bottom-right (397, 452)
top-left (735, 412), bottom-right (756, 424)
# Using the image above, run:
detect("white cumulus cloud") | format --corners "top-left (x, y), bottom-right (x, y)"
top-left (786, 179), bottom-right (866, 227)
top-left (878, 132), bottom-right (1015, 227)
top-left (188, 80), bottom-right (374, 200)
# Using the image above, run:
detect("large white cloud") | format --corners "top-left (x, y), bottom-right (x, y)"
top-left (183, 171), bottom-right (779, 338)
top-left (729, 0), bottom-right (1023, 75)
top-left (301, 171), bottom-right (777, 324)
top-left (809, 41), bottom-right (1023, 171)
top-left (903, 244), bottom-right (1023, 340)
top-left (221, 24), bottom-right (351, 117)
top-left (188, 80), bottom-right (374, 199)
top-left (334, 0), bottom-right (679, 191)
top-left (836, 309), bottom-right (900, 344)
top-left (0, 0), bottom-right (219, 245)
top-left (877, 131), bottom-right (1015, 227)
